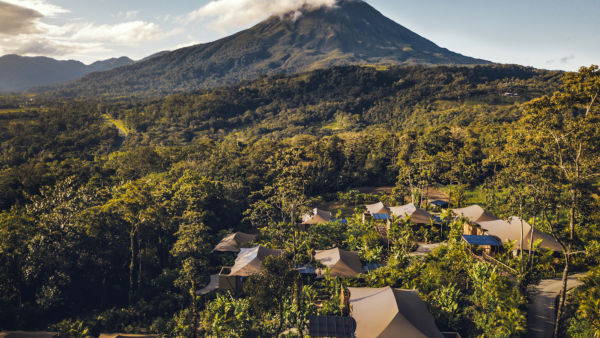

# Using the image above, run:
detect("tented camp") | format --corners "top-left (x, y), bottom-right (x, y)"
top-left (365, 202), bottom-right (390, 215)
top-left (213, 232), bottom-right (257, 252)
top-left (302, 208), bottom-right (332, 225)
top-left (462, 235), bottom-right (502, 254)
top-left (477, 217), bottom-right (563, 252)
top-left (0, 332), bottom-right (58, 338)
top-left (452, 205), bottom-right (498, 223)
top-left (389, 203), bottom-right (435, 225)
top-left (228, 245), bottom-right (283, 277)
top-left (314, 248), bottom-right (363, 278)
top-left (348, 286), bottom-right (444, 338)
top-left (452, 205), bottom-right (498, 235)
top-left (219, 245), bottom-right (283, 293)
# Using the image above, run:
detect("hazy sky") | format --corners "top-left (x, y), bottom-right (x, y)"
top-left (1, 0), bottom-right (598, 71)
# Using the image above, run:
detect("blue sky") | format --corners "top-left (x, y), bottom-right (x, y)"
top-left (1, 0), bottom-right (598, 71)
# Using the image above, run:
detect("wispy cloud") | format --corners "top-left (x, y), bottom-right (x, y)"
top-left (118, 10), bottom-right (139, 20)
top-left (186, 0), bottom-right (338, 31)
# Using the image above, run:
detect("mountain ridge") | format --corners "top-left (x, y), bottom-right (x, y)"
top-left (0, 54), bottom-right (134, 93)
top-left (43, 0), bottom-right (490, 97)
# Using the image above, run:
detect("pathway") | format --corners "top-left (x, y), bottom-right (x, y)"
top-left (526, 273), bottom-right (586, 338)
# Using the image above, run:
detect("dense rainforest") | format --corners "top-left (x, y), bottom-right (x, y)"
top-left (0, 64), bottom-right (599, 337)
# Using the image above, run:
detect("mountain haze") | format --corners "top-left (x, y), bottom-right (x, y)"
top-left (0, 55), bottom-right (133, 92)
top-left (48, 0), bottom-right (489, 97)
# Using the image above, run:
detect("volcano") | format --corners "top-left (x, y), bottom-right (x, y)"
top-left (49, 0), bottom-right (490, 96)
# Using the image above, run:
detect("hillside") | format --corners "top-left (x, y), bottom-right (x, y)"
top-left (0, 55), bottom-right (133, 93)
top-left (46, 0), bottom-right (489, 97)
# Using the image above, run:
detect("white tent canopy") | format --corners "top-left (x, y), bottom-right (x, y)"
top-left (365, 202), bottom-right (390, 215)
top-left (477, 216), bottom-right (563, 251)
top-left (228, 245), bottom-right (283, 276)
top-left (213, 232), bottom-right (257, 252)
top-left (302, 208), bottom-right (332, 224)
top-left (452, 205), bottom-right (498, 223)
top-left (348, 286), bottom-right (444, 338)
top-left (390, 203), bottom-right (435, 224)
top-left (314, 248), bottom-right (363, 277)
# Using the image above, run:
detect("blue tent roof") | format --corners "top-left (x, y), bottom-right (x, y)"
top-left (429, 200), bottom-right (449, 207)
top-left (332, 218), bottom-right (348, 224)
top-left (373, 213), bottom-right (391, 220)
top-left (462, 235), bottom-right (502, 246)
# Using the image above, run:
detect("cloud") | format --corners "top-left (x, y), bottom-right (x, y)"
top-left (2, 0), bottom-right (68, 16)
top-left (559, 54), bottom-right (575, 64)
top-left (0, 1), bottom-right (43, 35)
top-left (545, 54), bottom-right (576, 65)
top-left (187, 0), bottom-right (338, 31)
top-left (71, 21), bottom-right (164, 44)
top-left (118, 10), bottom-right (139, 20)
top-left (0, 1), bottom-right (169, 62)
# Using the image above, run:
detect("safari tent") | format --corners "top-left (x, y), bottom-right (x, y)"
top-left (348, 286), bottom-right (444, 338)
top-left (213, 232), bottom-right (257, 252)
top-left (365, 202), bottom-right (390, 215)
top-left (302, 208), bottom-right (332, 225)
top-left (314, 248), bottom-right (363, 277)
top-left (452, 205), bottom-right (498, 223)
top-left (228, 245), bottom-right (283, 276)
top-left (477, 216), bottom-right (563, 251)
top-left (0, 332), bottom-right (58, 338)
top-left (389, 203), bottom-right (435, 225)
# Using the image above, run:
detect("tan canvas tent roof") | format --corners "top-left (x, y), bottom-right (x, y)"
top-left (365, 202), bottom-right (390, 215)
top-left (228, 245), bottom-right (283, 276)
top-left (302, 208), bottom-right (332, 224)
top-left (348, 286), bottom-right (443, 338)
top-left (390, 203), bottom-right (434, 224)
top-left (213, 232), bottom-right (257, 252)
top-left (0, 332), bottom-right (58, 338)
top-left (452, 205), bottom-right (498, 223)
top-left (477, 216), bottom-right (563, 251)
top-left (99, 334), bottom-right (158, 338)
top-left (314, 248), bottom-right (363, 277)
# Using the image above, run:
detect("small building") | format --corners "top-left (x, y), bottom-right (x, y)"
top-left (365, 202), bottom-right (390, 215)
top-left (348, 286), bottom-right (444, 338)
top-left (314, 248), bottom-right (363, 278)
top-left (302, 208), bottom-right (332, 225)
top-left (462, 235), bottom-right (502, 254)
top-left (428, 199), bottom-right (449, 209)
top-left (308, 316), bottom-right (356, 337)
top-left (477, 216), bottom-right (562, 252)
top-left (389, 203), bottom-right (436, 225)
top-left (452, 205), bottom-right (498, 223)
top-left (452, 205), bottom-right (497, 235)
top-left (213, 232), bottom-right (257, 252)
top-left (218, 245), bottom-right (283, 293)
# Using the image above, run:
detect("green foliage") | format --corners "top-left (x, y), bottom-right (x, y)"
top-left (199, 293), bottom-right (253, 338)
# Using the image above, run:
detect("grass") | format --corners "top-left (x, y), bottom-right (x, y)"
top-left (439, 184), bottom-right (487, 207)
top-left (102, 114), bottom-right (131, 136)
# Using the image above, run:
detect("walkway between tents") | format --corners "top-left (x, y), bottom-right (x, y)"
top-left (526, 273), bottom-right (586, 338)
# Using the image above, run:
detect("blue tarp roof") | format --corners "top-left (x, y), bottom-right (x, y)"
top-left (373, 213), bottom-right (391, 220)
top-left (332, 218), bottom-right (348, 224)
top-left (429, 200), bottom-right (449, 206)
top-left (462, 235), bottom-right (502, 246)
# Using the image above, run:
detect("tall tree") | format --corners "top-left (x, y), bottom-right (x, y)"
top-left (513, 65), bottom-right (600, 336)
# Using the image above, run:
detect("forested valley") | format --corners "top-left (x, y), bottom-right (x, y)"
top-left (1, 64), bottom-right (599, 337)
